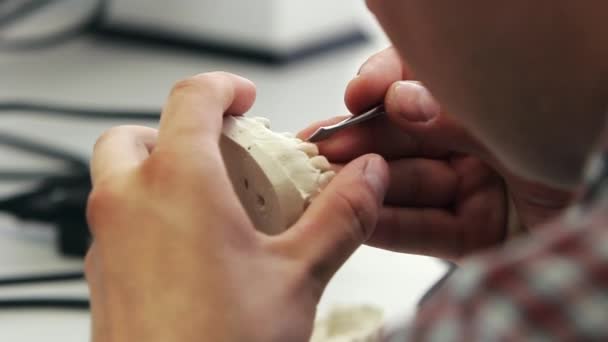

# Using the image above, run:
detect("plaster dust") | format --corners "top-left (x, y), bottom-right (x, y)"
top-left (220, 116), bottom-right (335, 235)
top-left (310, 305), bottom-right (384, 342)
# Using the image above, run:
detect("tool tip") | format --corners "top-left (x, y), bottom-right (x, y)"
top-left (306, 128), bottom-right (329, 143)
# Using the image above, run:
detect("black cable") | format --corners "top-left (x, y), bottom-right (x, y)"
top-left (0, 0), bottom-right (162, 298)
top-left (0, 271), bottom-right (84, 286)
top-left (0, 170), bottom-right (73, 181)
top-left (0, 100), bottom-right (159, 181)
top-left (0, 0), bottom-right (140, 310)
top-left (0, 128), bottom-right (93, 255)
top-left (0, 100), bottom-right (158, 180)
top-left (0, 271), bottom-right (89, 311)
top-left (0, 0), bottom-right (61, 28)
top-left (0, 0), bottom-right (106, 51)
top-left (0, 130), bottom-right (88, 170)
top-left (0, 100), bottom-right (160, 120)
top-left (0, 99), bottom-right (159, 181)
top-left (0, 298), bottom-right (89, 310)
top-left (0, 169), bottom-right (90, 218)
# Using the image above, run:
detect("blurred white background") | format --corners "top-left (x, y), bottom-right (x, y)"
top-left (0, 1), bottom-right (446, 340)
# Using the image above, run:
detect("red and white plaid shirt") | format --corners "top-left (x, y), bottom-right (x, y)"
top-left (389, 150), bottom-right (608, 341)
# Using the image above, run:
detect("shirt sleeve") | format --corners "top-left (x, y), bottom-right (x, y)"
top-left (401, 216), bottom-right (608, 341)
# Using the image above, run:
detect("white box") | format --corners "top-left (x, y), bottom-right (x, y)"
top-left (101, 0), bottom-right (367, 62)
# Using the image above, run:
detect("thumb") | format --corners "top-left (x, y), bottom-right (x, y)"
top-left (385, 81), bottom-right (440, 123)
top-left (385, 81), bottom-right (480, 154)
top-left (284, 154), bottom-right (389, 285)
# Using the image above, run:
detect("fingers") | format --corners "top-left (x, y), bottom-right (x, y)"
top-left (339, 47), bottom-right (483, 159)
top-left (300, 50), bottom-right (466, 160)
top-left (385, 158), bottom-right (458, 207)
top-left (283, 155), bottom-right (389, 284)
top-left (385, 81), bottom-right (439, 122)
top-left (298, 116), bottom-right (408, 161)
top-left (369, 207), bottom-right (464, 259)
top-left (299, 115), bottom-right (448, 162)
top-left (90, 125), bottom-right (158, 186)
top-left (384, 81), bottom-right (479, 155)
top-left (300, 83), bottom-right (480, 162)
top-left (345, 47), bottom-right (408, 115)
top-left (318, 157), bottom-right (459, 207)
top-left (368, 184), bottom-right (507, 260)
top-left (141, 72), bottom-right (257, 200)
top-left (156, 72), bottom-right (256, 156)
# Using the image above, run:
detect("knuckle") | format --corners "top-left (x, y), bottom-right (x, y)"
top-left (86, 181), bottom-right (122, 234)
top-left (93, 126), bottom-right (127, 152)
top-left (138, 149), bottom-right (208, 200)
top-left (167, 73), bottom-right (236, 118)
top-left (170, 77), bottom-right (203, 96)
top-left (138, 149), bottom-right (180, 189)
top-left (170, 76), bottom-right (213, 100)
top-left (198, 71), bottom-right (232, 81)
top-left (170, 72), bottom-right (230, 98)
top-left (93, 125), bottom-right (156, 160)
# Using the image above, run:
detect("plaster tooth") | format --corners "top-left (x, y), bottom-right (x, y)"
top-left (296, 142), bottom-right (319, 157)
top-left (310, 156), bottom-right (331, 171)
top-left (252, 117), bottom-right (271, 129)
top-left (318, 171), bottom-right (336, 188)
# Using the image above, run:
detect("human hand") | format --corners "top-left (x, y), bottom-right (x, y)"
top-left (86, 72), bottom-right (389, 342)
top-left (299, 48), bottom-right (573, 261)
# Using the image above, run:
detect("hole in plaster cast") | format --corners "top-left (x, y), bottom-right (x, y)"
top-left (257, 194), bottom-right (266, 207)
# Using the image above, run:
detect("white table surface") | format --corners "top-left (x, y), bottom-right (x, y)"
top-left (0, 7), bottom-right (446, 340)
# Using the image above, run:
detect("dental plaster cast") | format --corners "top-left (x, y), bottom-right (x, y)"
top-left (310, 305), bottom-right (384, 342)
top-left (220, 116), bottom-right (336, 235)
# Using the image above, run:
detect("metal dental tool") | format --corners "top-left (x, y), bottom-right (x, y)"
top-left (306, 105), bottom-right (386, 142)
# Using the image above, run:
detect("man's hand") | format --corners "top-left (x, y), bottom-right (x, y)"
top-left (86, 72), bottom-right (389, 342)
top-left (300, 48), bottom-right (573, 261)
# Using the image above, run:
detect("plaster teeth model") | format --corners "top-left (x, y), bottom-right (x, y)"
top-left (220, 116), bottom-right (335, 235)
top-left (310, 305), bottom-right (384, 342)
top-left (310, 156), bottom-right (332, 172)
top-left (252, 117), bottom-right (271, 128)
top-left (297, 142), bottom-right (320, 157)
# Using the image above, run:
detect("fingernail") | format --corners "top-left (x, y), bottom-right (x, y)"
top-left (364, 156), bottom-right (388, 201)
top-left (391, 81), bottom-right (440, 122)
top-left (358, 60), bottom-right (374, 75)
